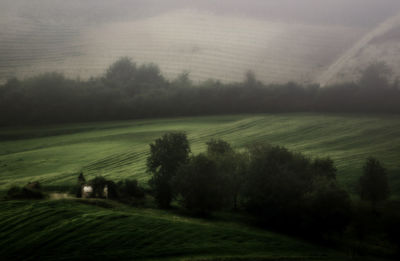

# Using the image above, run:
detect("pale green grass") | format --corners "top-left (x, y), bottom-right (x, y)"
top-left (1, 113), bottom-right (399, 195)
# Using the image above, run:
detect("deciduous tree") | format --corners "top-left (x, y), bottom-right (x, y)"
top-left (358, 157), bottom-right (390, 204)
top-left (147, 132), bottom-right (190, 208)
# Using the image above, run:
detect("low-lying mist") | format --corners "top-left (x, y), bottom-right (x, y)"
top-left (1, 0), bottom-right (400, 85)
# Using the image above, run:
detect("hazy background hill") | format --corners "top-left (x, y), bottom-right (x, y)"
top-left (1, 0), bottom-right (400, 85)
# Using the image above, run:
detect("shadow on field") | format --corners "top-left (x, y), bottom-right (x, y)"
top-left (183, 257), bottom-right (327, 261)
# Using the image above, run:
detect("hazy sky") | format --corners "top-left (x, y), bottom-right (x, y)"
top-left (1, 0), bottom-right (400, 84)
top-left (2, 0), bottom-right (400, 26)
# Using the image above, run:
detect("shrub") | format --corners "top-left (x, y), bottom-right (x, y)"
top-left (5, 186), bottom-right (23, 199)
top-left (5, 182), bottom-right (44, 200)
top-left (117, 179), bottom-right (145, 199)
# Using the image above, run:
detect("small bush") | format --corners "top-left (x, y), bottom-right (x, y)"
top-left (6, 186), bottom-right (23, 199)
top-left (5, 182), bottom-right (44, 200)
top-left (117, 179), bottom-right (145, 199)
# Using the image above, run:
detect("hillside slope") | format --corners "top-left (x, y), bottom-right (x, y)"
top-left (0, 114), bottom-right (399, 195)
top-left (2, 0), bottom-right (400, 84)
top-left (0, 199), bottom-right (347, 260)
top-left (318, 11), bottom-right (400, 86)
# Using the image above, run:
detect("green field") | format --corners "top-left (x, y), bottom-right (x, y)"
top-left (1, 113), bottom-right (400, 260)
top-left (0, 199), bottom-right (349, 261)
top-left (1, 113), bottom-right (399, 195)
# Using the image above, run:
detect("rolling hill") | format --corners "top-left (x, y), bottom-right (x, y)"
top-left (1, 114), bottom-right (399, 196)
top-left (0, 199), bottom-right (347, 261)
top-left (1, 0), bottom-right (400, 85)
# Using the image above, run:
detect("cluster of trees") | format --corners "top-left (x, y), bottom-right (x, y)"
top-left (147, 133), bottom-right (352, 235)
top-left (147, 133), bottom-right (400, 250)
top-left (1, 58), bottom-right (400, 127)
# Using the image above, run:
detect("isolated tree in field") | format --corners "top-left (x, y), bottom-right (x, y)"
top-left (173, 154), bottom-right (225, 214)
top-left (358, 157), bottom-right (390, 203)
top-left (147, 132), bottom-right (190, 208)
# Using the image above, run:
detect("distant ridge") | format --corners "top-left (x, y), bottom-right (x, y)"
top-left (1, 0), bottom-right (400, 85)
top-left (318, 11), bottom-right (400, 86)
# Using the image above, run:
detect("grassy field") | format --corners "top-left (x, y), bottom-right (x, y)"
top-left (1, 113), bottom-right (399, 260)
top-left (0, 113), bottom-right (399, 196)
top-left (0, 199), bottom-right (349, 261)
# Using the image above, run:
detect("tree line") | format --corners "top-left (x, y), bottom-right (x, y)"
top-left (1, 58), bottom-right (400, 127)
top-left (147, 132), bottom-right (400, 255)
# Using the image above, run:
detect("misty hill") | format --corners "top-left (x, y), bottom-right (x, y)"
top-left (1, 0), bottom-right (400, 85)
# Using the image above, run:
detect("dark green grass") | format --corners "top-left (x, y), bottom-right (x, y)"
top-left (0, 199), bottom-right (346, 261)
top-left (0, 113), bottom-right (399, 196)
top-left (1, 112), bottom-right (398, 261)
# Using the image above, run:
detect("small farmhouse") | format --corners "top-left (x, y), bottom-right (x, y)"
top-left (81, 184), bottom-right (108, 199)
top-left (82, 185), bottom-right (93, 198)
top-left (77, 173), bottom-right (112, 199)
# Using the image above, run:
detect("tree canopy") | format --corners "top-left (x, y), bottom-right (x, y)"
top-left (2, 58), bottom-right (400, 127)
top-left (358, 157), bottom-right (390, 203)
top-left (173, 154), bottom-right (226, 214)
top-left (147, 132), bottom-right (190, 208)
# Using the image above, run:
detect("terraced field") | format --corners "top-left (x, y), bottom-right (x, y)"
top-left (1, 113), bottom-right (399, 196)
top-left (0, 199), bottom-right (348, 260)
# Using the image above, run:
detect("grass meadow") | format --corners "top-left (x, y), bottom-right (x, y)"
top-left (0, 199), bottom-right (350, 261)
top-left (1, 113), bottom-right (399, 260)
top-left (0, 113), bottom-right (399, 196)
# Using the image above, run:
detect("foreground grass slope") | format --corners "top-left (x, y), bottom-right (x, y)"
top-left (0, 113), bottom-right (399, 195)
top-left (0, 199), bottom-right (344, 261)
